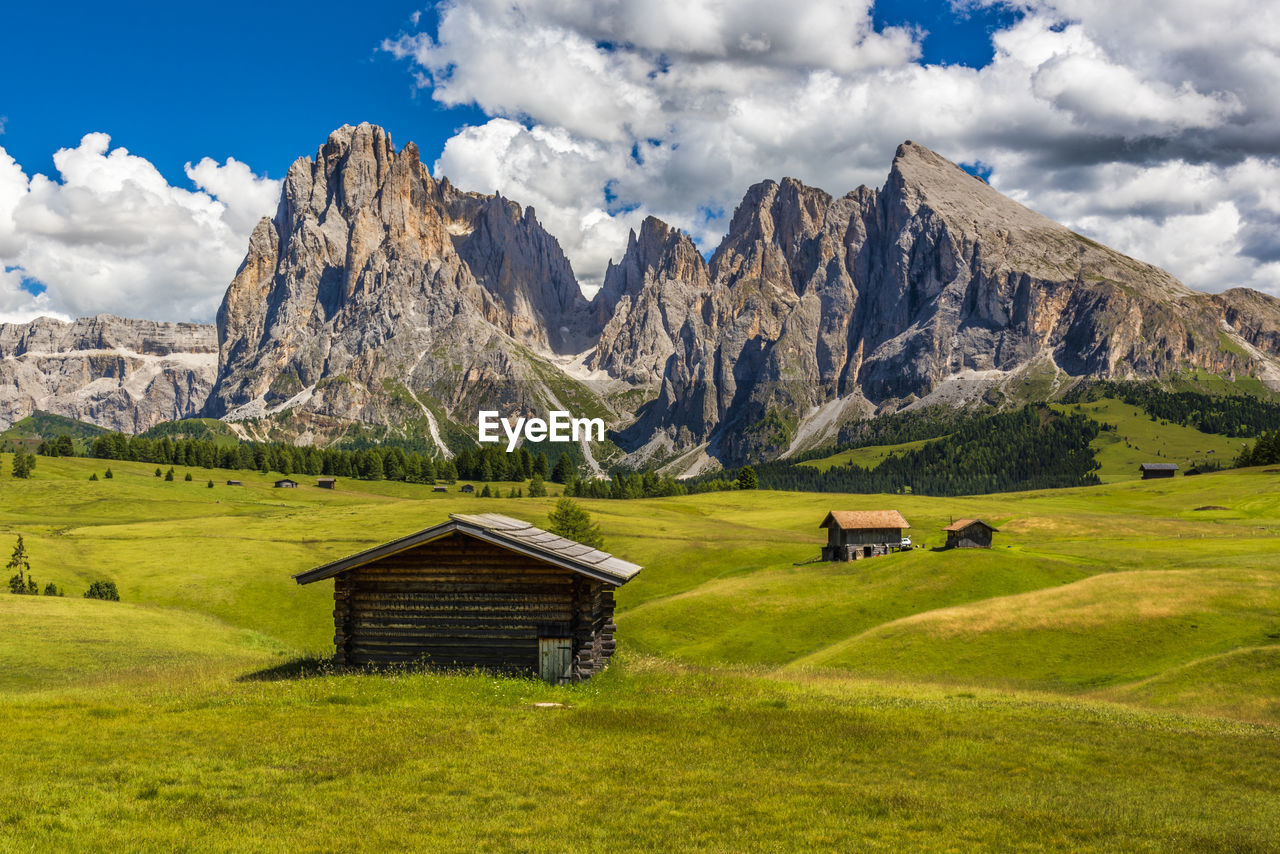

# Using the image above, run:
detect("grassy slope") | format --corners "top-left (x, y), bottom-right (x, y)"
top-left (800, 398), bottom-right (1244, 481)
top-left (1, 454), bottom-right (1279, 849)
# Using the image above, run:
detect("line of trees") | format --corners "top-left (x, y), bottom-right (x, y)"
top-left (687, 405), bottom-right (1104, 497)
top-left (1065, 381), bottom-right (1280, 437)
top-left (1236, 429), bottom-right (1280, 467)
top-left (39, 431), bottom-right (587, 487)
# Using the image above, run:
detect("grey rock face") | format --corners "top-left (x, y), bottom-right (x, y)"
top-left (204, 123), bottom-right (603, 449)
top-left (0, 315), bottom-right (217, 431)
top-left (597, 142), bottom-right (1280, 464)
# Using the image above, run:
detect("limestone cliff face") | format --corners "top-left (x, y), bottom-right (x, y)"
top-left (204, 123), bottom-right (601, 452)
top-left (599, 143), bottom-right (1280, 464)
top-left (0, 315), bottom-right (216, 432)
top-left (199, 125), bottom-right (1280, 466)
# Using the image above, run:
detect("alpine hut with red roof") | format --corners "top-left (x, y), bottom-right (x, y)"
top-left (819, 510), bottom-right (911, 561)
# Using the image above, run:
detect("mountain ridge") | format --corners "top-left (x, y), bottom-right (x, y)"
top-left (7, 124), bottom-right (1280, 472)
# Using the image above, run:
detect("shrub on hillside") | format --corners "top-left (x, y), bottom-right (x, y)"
top-left (547, 497), bottom-right (603, 549)
top-left (104, 467), bottom-right (113, 479)
top-left (43, 583), bottom-right (62, 597)
top-left (89, 473), bottom-right (98, 481)
top-left (84, 581), bottom-right (120, 601)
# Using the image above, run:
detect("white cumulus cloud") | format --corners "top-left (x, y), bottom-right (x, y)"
top-left (0, 134), bottom-right (280, 323)
top-left (385, 0), bottom-right (1280, 295)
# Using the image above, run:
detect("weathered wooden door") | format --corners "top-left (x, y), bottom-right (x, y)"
top-left (538, 637), bottom-right (573, 683)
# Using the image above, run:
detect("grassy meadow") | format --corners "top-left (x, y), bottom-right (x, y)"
top-left (1, 453), bottom-right (1278, 850)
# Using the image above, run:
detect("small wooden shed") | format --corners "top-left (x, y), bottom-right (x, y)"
top-left (1140, 463), bottom-right (1178, 479)
top-left (274, 478), bottom-right (299, 488)
top-left (293, 512), bottom-right (642, 683)
top-left (820, 510), bottom-right (910, 561)
top-left (944, 519), bottom-right (998, 549)
top-left (317, 477), bottom-right (337, 489)
top-left (432, 485), bottom-right (448, 493)
top-left (226, 479), bottom-right (242, 486)
top-left (460, 483), bottom-right (475, 493)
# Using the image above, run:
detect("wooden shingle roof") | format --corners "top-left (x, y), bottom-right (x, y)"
top-left (293, 512), bottom-right (642, 586)
top-left (1139, 463), bottom-right (1179, 471)
top-left (820, 510), bottom-right (910, 530)
top-left (944, 518), bottom-right (999, 532)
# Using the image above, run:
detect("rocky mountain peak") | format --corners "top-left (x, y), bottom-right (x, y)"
top-left (596, 216), bottom-right (708, 311)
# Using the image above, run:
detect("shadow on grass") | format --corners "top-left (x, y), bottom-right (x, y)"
top-left (238, 656), bottom-right (335, 682)
top-left (238, 656), bottom-right (538, 683)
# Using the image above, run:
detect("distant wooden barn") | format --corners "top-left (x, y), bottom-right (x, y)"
top-left (1140, 463), bottom-right (1178, 479)
top-left (432, 485), bottom-right (448, 493)
top-left (274, 478), bottom-right (299, 488)
top-left (944, 519), bottom-right (998, 549)
top-left (820, 510), bottom-right (910, 561)
top-left (226, 479), bottom-right (242, 486)
top-left (460, 484), bottom-right (475, 493)
top-left (293, 513), bottom-right (642, 683)
top-left (317, 477), bottom-right (337, 489)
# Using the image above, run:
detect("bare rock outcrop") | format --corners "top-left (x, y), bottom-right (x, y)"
top-left (204, 123), bottom-right (605, 451)
top-left (0, 315), bottom-right (216, 431)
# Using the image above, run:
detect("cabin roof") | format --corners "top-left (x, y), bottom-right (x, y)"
top-left (293, 512), bottom-right (642, 587)
top-left (944, 518), bottom-right (999, 533)
top-left (1139, 463), bottom-right (1179, 471)
top-left (820, 510), bottom-right (910, 530)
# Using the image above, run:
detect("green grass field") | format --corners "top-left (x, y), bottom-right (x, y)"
top-left (2, 453), bottom-right (1278, 850)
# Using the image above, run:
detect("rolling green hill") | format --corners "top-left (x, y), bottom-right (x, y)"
top-left (801, 397), bottom-right (1245, 482)
top-left (0, 453), bottom-right (1277, 849)
top-left (0, 411), bottom-right (107, 452)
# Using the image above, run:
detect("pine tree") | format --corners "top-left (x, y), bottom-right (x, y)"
top-left (184, 472), bottom-right (193, 482)
top-left (546, 497), bottom-right (603, 548)
top-left (737, 465), bottom-right (758, 490)
top-left (6, 536), bottom-right (31, 595)
top-left (164, 467), bottom-right (175, 482)
top-left (207, 479), bottom-right (214, 488)
top-left (104, 467), bottom-right (113, 479)
top-left (528, 474), bottom-right (547, 497)
top-left (551, 454), bottom-right (575, 484)
top-left (480, 484), bottom-right (492, 498)
top-left (11, 446), bottom-right (34, 479)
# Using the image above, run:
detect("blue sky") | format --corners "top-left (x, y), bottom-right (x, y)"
top-left (1, 1), bottom-right (1277, 321)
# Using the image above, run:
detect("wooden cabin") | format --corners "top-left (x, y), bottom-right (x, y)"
top-left (274, 478), bottom-right (299, 488)
top-left (226, 479), bottom-right (242, 486)
top-left (317, 477), bottom-right (337, 489)
top-left (820, 510), bottom-right (910, 561)
top-left (293, 512), bottom-right (642, 683)
top-left (460, 483), bottom-right (475, 493)
top-left (944, 519), bottom-right (997, 549)
top-left (1140, 463), bottom-right (1178, 479)
top-left (432, 485), bottom-right (448, 492)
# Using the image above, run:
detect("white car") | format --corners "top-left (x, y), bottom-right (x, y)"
top-left (900, 537), bottom-right (912, 549)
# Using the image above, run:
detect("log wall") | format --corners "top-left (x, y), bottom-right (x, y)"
top-left (331, 532), bottom-right (619, 681)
